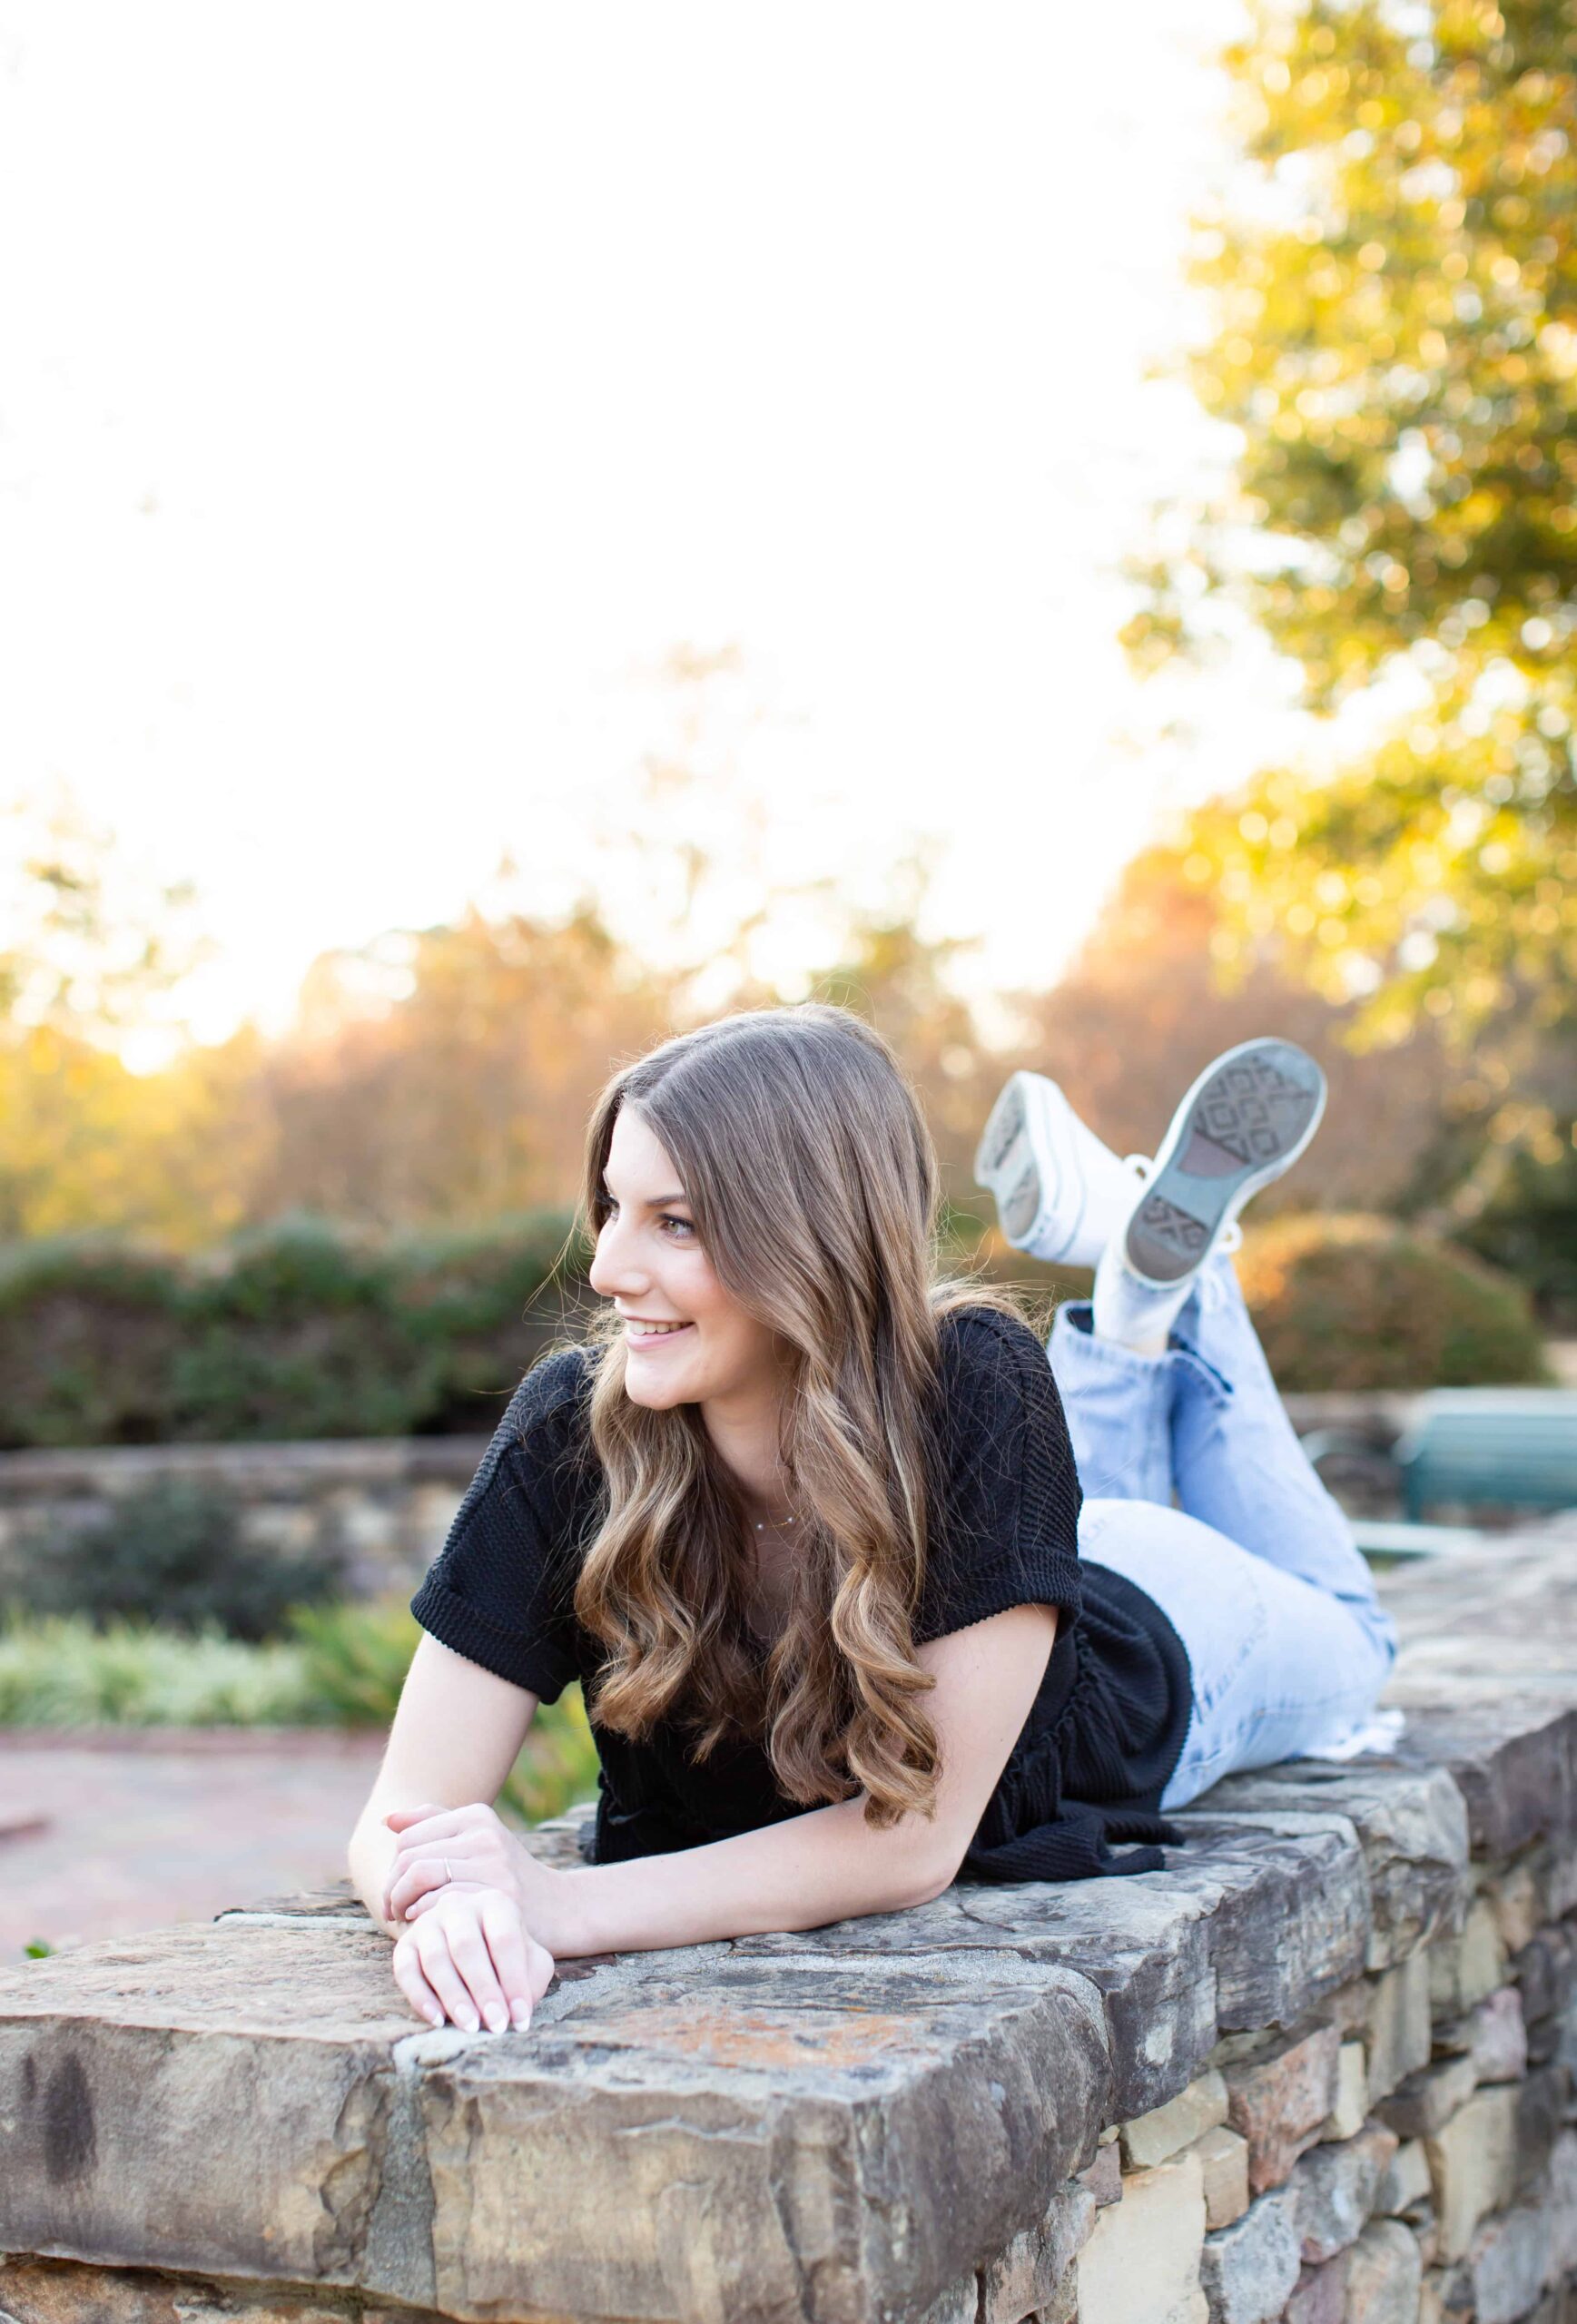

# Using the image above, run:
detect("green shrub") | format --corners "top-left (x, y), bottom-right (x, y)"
top-left (388, 1213), bottom-right (593, 1435)
top-left (0, 1209), bottom-right (586, 1448)
top-left (289, 1595), bottom-right (429, 1722)
top-left (0, 1614), bottom-right (318, 1725)
top-left (497, 1688), bottom-right (600, 1830)
top-left (0, 1236), bottom-right (186, 1446)
top-left (0, 1600), bottom-right (602, 1829)
top-left (15, 1477), bottom-right (342, 1641)
top-left (288, 1593), bottom-right (600, 1827)
top-left (1457, 1143), bottom-right (1577, 1331)
top-left (1237, 1214), bottom-right (1552, 1392)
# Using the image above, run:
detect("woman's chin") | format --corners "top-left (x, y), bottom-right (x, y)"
top-left (622, 1361), bottom-right (696, 1409)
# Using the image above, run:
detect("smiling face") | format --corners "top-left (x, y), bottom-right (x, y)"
top-left (587, 1106), bottom-right (787, 1419)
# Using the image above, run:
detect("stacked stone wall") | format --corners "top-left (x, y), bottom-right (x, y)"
top-left (0, 1439), bottom-right (478, 1606)
top-left (1, 1528), bottom-right (1573, 2323)
top-left (0, 1396), bottom-right (1417, 1610)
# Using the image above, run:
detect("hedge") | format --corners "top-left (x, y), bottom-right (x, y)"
top-left (1235, 1212), bottom-right (1551, 1393)
top-left (0, 1210), bottom-right (589, 1448)
top-left (0, 1206), bottom-right (1549, 1449)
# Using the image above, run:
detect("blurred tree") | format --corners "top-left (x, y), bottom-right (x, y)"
top-left (0, 793), bottom-right (232, 1242)
top-left (1127, 0), bottom-right (1576, 1056)
top-left (251, 902), bottom-right (679, 1229)
top-left (0, 790), bottom-right (197, 1041)
top-left (813, 853), bottom-right (1000, 1194)
top-left (1010, 845), bottom-right (1454, 1215)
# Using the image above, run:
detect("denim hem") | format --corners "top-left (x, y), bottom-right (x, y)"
top-left (1055, 1302), bottom-right (1235, 1410)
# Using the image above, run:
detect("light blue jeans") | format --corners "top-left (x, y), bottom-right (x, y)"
top-left (1050, 1254), bottom-right (1399, 1812)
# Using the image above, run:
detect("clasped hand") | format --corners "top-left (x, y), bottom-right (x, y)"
top-left (381, 1801), bottom-right (567, 2034)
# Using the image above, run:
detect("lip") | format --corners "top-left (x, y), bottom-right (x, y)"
top-left (622, 1320), bottom-right (695, 1344)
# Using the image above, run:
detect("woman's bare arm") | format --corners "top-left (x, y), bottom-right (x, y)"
top-left (347, 1632), bottom-right (537, 1936)
top-left (536, 1601), bottom-right (1058, 1955)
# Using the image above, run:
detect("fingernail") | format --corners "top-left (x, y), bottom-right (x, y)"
top-left (458, 2010), bottom-right (479, 2034)
top-left (425, 2008), bottom-right (442, 2027)
top-left (513, 2000), bottom-right (531, 2030)
top-left (485, 2004), bottom-right (508, 2033)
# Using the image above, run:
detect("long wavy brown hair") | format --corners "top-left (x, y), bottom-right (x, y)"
top-left (572, 1003), bottom-right (1012, 1830)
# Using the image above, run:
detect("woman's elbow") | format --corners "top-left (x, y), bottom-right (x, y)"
top-left (882, 1830), bottom-right (965, 1914)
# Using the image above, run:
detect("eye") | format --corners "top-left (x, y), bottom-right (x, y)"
top-left (659, 1214), bottom-right (696, 1240)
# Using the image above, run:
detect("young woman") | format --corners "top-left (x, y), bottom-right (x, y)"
top-left (347, 1007), bottom-right (1396, 2035)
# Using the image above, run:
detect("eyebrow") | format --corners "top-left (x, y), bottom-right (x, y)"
top-left (602, 1179), bottom-right (691, 1208)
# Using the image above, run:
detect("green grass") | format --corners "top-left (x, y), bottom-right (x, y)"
top-left (0, 1600), bottom-right (601, 1829)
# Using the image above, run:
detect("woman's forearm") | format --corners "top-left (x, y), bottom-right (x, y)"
top-left (348, 1813), bottom-right (404, 1939)
top-left (547, 1797), bottom-right (956, 1956)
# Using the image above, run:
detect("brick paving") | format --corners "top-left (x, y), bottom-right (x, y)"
top-left (0, 1729), bottom-right (385, 1957)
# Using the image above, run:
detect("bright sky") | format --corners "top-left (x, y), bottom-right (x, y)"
top-left (1, 1), bottom-right (1298, 1059)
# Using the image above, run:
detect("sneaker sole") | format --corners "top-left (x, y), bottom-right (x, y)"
top-left (973, 1076), bottom-right (1044, 1245)
top-left (974, 1073), bottom-right (1098, 1257)
top-left (1124, 1040), bottom-right (1326, 1286)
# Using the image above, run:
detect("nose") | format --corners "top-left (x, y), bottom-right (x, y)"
top-left (588, 1213), bottom-right (648, 1300)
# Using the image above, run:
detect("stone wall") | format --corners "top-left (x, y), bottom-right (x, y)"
top-left (0, 1438), bottom-right (479, 1605)
top-left (2, 1523), bottom-right (1574, 2324)
top-left (0, 1397), bottom-right (1423, 1610)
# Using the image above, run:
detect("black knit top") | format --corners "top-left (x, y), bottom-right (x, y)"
top-left (410, 1306), bottom-right (1193, 1883)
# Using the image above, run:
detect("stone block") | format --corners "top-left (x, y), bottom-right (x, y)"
top-left (1326, 2040), bottom-right (1368, 2140)
top-left (1284, 2255), bottom-right (1348, 2324)
top-left (912, 2278), bottom-right (981, 2324)
top-left (1167, 1814), bottom-right (1370, 2032)
top-left (1429, 1897), bottom-right (1509, 2019)
top-left (1288, 2124), bottom-right (1400, 2264)
top-left (1375, 2136), bottom-right (1433, 2221)
top-left (1417, 2268), bottom-right (1451, 2324)
top-left (1513, 1922), bottom-right (1576, 2031)
top-left (0, 1918), bottom-right (1122, 2324)
top-left (1074, 2147), bottom-right (1208, 2324)
top-left (1378, 2055), bottom-right (1477, 2141)
top-left (1485, 1858), bottom-right (1545, 1956)
top-left (1223, 2024), bottom-right (1342, 2196)
top-left (1513, 2063), bottom-right (1567, 2198)
top-left (408, 1953), bottom-right (1113, 2324)
top-left (1323, 1975), bottom-right (1375, 2042)
top-left (1551, 2128), bottom-right (1577, 2282)
top-left (1367, 1951), bottom-right (1434, 2104)
top-left (1188, 2122), bottom-right (1252, 2231)
top-left (1446, 1984), bottom-right (1529, 2084)
top-left (742, 1864), bottom-right (1217, 2119)
top-left (1400, 1701), bottom-right (1577, 1866)
top-left (1122, 2069), bottom-right (1229, 2169)
top-left (0, 1922), bottom-right (412, 2289)
top-left (1197, 2186), bottom-right (1300, 2324)
top-left (1202, 1763), bottom-right (1470, 1973)
top-left (1468, 2202), bottom-right (1552, 2324)
top-left (1079, 2142), bottom-right (1124, 2207)
top-left (1426, 2081), bottom-right (1521, 2261)
top-left (978, 2182), bottom-right (1095, 2324)
top-left (1344, 2218), bottom-right (1424, 2324)
top-left (0, 2260), bottom-right (377, 2324)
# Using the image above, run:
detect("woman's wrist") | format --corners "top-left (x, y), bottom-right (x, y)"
top-left (543, 1866), bottom-right (608, 1959)
top-left (504, 1839), bottom-right (600, 1959)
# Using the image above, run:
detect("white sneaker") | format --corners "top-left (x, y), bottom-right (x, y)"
top-left (1092, 1038), bottom-right (1327, 1352)
top-left (973, 1071), bottom-right (1146, 1269)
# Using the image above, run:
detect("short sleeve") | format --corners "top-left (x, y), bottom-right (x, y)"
top-left (915, 1307), bottom-right (1084, 1646)
top-left (409, 1348), bottom-right (596, 1703)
